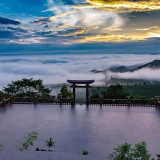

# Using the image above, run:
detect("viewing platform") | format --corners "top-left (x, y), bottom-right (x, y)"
top-left (0, 104), bottom-right (160, 159)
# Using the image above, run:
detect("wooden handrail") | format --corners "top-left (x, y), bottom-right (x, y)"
top-left (12, 97), bottom-right (71, 105)
top-left (0, 97), bottom-right (12, 109)
top-left (89, 98), bottom-right (155, 106)
top-left (0, 97), bottom-right (157, 107)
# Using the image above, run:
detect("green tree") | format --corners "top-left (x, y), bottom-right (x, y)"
top-left (3, 78), bottom-right (51, 97)
top-left (60, 85), bottom-right (72, 98)
top-left (90, 92), bottom-right (100, 98)
top-left (0, 91), bottom-right (5, 101)
top-left (108, 141), bottom-right (154, 160)
top-left (101, 84), bottom-right (130, 99)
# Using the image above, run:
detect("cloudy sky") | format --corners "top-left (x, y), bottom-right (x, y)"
top-left (0, 0), bottom-right (160, 89)
top-left (0, 0), bottom-right (160, 53)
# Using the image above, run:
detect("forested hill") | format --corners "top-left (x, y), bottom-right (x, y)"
top-left (91, 60), bottom-right (160, 73)
top-left (134, 60), bottom-right (160, 70)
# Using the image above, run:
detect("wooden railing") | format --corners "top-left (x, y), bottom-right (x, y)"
top-left (0, 97), bottom-right (158, 109)
top-left (0, 96), bottom-right (71, 109)
top-left (89, 98), bottom-right (155, 106)
top-left (0, 98), bottom-right (12, 109)
top-left (12, 97), bottom-right (71, 105)
top-left (155, 97), bottom-right (160, 108)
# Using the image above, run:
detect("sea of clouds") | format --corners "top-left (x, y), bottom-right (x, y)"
top-left (0, 54), bottom-right (160, 90)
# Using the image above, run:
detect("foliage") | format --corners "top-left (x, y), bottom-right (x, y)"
top-left (124, 84), bottom-right (160, 99)
top-left (46, 138), bottom-right (55, 149)
top-left (89, 84), bottom-right (160, 100)
top-left (3, 78), bottom-right (51, 97)
top-left (157, 154), bottom-right (160, 160)
top-left (82, 150), bottom-right (89, 155)
top-left (108, 141), bottom-right (155, 160)
top-left (16, 131), bottom-right (38, 151)
top-left (0, 143), bottom-right (3, 151)
top-left (90, 92), bottom-right (100, 98)
top-left (132, 142), bottom-right (151, 160)
top-left (101, 84), bottom-right (130, 99)
top-left (60, 85), bottom-right (72, 98)
top-left (0, 91), bottom-right (5, 101)
top-left (70, 94), bottom-right (74, 104)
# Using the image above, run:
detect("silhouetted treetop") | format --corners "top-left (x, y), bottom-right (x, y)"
top-left (3, 78), bottom-right (51, 97)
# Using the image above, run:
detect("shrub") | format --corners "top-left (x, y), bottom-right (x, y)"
top-left (46, 138), bottom-right (55, 149)
top-left (108, 141), bottom-right (155, 160)
top-left (16, 131), bottom-right (38, 151)
top-left (82, 150), bottom-right (89, 155)
top-left (0, 143), bottom-right (3, 151)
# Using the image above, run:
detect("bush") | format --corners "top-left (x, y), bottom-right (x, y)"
top-left (0, 143), bottom-right (3, 151)
top-left (108, 141), bottom-right (155, 160)
top-left (82, 150), bottom-right (89, 155)
top-left (46, 138), bottom-right (55, 149)
top-left (16, 131), bottom-right (38, 151)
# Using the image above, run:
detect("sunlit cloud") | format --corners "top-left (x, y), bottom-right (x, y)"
top-left (49, 8), bottom-right (124, 29)
top-left (8, 37), bottom-right (46, 44)
top-left (40, 0), bottom-right (160, 44)
top-left (76, 32), bottom-right (160, 43)
top-left (150, 26), bottom-right (158, 29)
top-left (107, 28), bottom-right (122, 31)
top-left (86, 0), bottom-right (160, 13)
top-left (135, 28), bottom-right (150, 31)
top-left (1, 0), bottom-right (160, 44)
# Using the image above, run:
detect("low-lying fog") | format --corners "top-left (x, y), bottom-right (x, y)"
top-left (0, 54), bottom-right (160, 90)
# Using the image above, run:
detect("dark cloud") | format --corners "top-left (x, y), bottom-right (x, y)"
top-left (36, 31), bottom-right (53, 36)
top-left (43, 59), bottom-right (68, 64)
top-left (0, 17), bottom-right (20, 25)
top-left (56, 28), bottom-right (83, 35)
top-left (44, 24), bottom-right (49, 28)
top-left (0, 38), bottom-right (160, 54)
top-left (31, 18), bottom-right (51, 25)
top-left (7, 27), bottom-right (25, 32)
top-left (0, 26), bottom-right (28, 41)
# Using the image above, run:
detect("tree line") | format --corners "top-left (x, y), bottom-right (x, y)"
top-left (0, 78), bottom-right (72, 101)
top-left (1, 78), bottom-right (158, 101)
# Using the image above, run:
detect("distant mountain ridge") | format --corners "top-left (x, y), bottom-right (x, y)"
top-left (134, 60), bottom-right (160, 71)
top-left (91, 60), bottom-right (160, 73)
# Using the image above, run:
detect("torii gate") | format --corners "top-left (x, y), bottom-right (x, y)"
top-left (67, 80), bottom-right (95, 105)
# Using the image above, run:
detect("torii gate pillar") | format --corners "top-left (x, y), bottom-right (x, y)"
top-left (67, 80), bottom-right (95, 105)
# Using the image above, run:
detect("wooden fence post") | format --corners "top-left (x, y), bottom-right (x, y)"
top-left (127, 96), bottom-right (131, 106)
top-left (59, 95), bottom-right (62, 105)
top-left (34, 96), bottom-right (37, 105)
top-left (10, 96), bottom-right (13, 104)
top-left (155, 96), bottom-right (159, 107)
top-left (99, 96), bottom-right (103, 106)
top-left (3, 98), bottom-right (6, 107)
